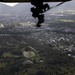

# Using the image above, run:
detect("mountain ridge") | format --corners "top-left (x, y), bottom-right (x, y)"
top-left (0, 2), bottom-right (75, 15)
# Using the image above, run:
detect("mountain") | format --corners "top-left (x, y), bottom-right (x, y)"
top-left (49, 1), bottom-right (75, 12)
top-left (0, 3), bottom-right (32, 15)
top-left (13, 2), bottom-right (75, 14)
top-left (0, 3), bottom-right (11, 14)
top-left (57, 1), bottom-right (75, 10)
top-left (12, 3), bottom-right (32, 15)
top-left (0, 1), bottom-right (75, 15)
top-left (13, 3), bottom-right (31, 13)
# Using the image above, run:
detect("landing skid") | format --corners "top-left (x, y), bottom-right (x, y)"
top-left (31, 0), bottom-right (50, 27)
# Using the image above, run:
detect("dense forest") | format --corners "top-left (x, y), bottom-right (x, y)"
top-left (0, 35), bottom-right (75, 75)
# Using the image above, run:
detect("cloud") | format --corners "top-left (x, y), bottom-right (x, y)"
top-left (1, 3), bottom-right (18, 7)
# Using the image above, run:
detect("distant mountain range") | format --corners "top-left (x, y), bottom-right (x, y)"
top-left (0, 3), bottom-right (11, 14)
top-left (0, 1), bottom-right (75, 15)
top-left (55, 1), bottom-right (75, 10)
top-left (0, 3), bottom-right (32, 15)
top-left (12, 3), bottom-right (32, 15)
top-left (49, 1), bottom-right (75, 11)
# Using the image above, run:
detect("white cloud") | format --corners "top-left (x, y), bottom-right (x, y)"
top-left (2, 3), bottom-right (18, 7)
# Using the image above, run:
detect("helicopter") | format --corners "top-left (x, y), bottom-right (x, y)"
top-left (0, 0), bottom-right (71, 27)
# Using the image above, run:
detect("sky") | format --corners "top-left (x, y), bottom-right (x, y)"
top-left (1, 0), bottom-right (75, 7)
top-left (2, 3), bottom-right (18, 6)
